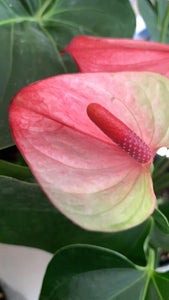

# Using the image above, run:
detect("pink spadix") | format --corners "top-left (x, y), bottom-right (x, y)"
top-left (87, 103), bottom-right (152, 164)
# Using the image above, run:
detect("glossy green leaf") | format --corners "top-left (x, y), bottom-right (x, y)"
top-left (0, 0), bottom-right (135, 149)
top-left (138, 0), bottom-right (169, 43)
top-left (145, 271), bottom-right (169, 300)
top-left (154, 173), bottom-right (169, 194)
top-left (0, 176), bottom-right (151, 265)
top-left (153, 209), bottom-right (169, 234)
top-left (149, 209), bottom-right (169, 251)
top-left (39, 245), bottom-right (144, 300)
top-left (159, 201), bottom-right (169, 221)
top-left (0, 159), bottom-right (35, 182)
top-left (153, 155), bottom-right (168, 172)
top-left (152, 155), bottom-right (169, 194)
top-left (39, 244), bottom-right (169, 300)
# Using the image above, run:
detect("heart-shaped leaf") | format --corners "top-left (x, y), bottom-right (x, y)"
top-left (39, 244), bottom-right (169, 300)
top-left (0, 0), bottom-right (135, 149)
top-left (9, 72), bottom-right (169, 231)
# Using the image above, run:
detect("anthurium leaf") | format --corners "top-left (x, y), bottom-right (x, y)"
top-left (138, 0), bottom-right (169, 43)
top-left (160, 201), bottom-right (169, 221)
top-left (63, 35), bottom-right (169, 76)
top-left (152, 155), bottom-right (169, 194)
top-left (152, 209), bottom-right (169, 234)
top-left (145, 271), bottom-right (169, 300)
top-left (153, 155), bottom-right (168, 172)
top-left (153, 172), bottom-right (169, 194)
top-left (9, 72), bottom-right (169, 232)
top-left (39, 244), bottom-right (169, 300)
top-left (0, 0), bottom-right (135, 149)
top-left (149, 209), bottom-right (169, 251)
top-left (42, 0), bottom-right (135, 38)
top-left (0, 159), bottom-right (35, 182)
top-left (0, 176), bottom-right (151, 265)
top-left (39, 245), bottom-right (144, 300)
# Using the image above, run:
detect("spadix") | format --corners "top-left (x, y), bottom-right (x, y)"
top-left (87, 103), bottom-right (152, 164)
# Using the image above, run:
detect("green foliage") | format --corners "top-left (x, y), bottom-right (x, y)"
top-left (138, 0), bottom-right (169, 43)
top-left (149, 209), bottom-right (169, 252)
top-left (39, 245), bottom-right (169, 300)
top-left (1, 176), bottom-right (169, 297)
top-left (0, 159), bottom-right (35, 182)
top-left (152, 155), bottom-right (169, 195)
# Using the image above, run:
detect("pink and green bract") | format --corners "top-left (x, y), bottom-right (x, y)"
top-left (9, 38), bottom-right (169, 232)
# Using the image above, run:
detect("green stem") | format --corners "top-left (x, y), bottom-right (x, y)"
top-left (147, 247), bottom-right (156, 270)
top-left (0, 17), bottom-right (36, 26)
top-left (35, 0), bottom-right (53, 19)
top-left (141, 248), bottom-right (155, 300)
top-left (160, 4), bottom-right (169, 43)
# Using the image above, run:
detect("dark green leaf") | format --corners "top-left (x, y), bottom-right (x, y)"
top-left (153, 155), bottom-right (168, 174)
top-left (153, 172), bottom-right (169, 194)
top-left (152, 155), bottom-right (169, 195)
top-left (152, 209), bottom-right (169, 234)
top-left (0, 176), bottom-right (149, 265)
top-left (39, 244), bottom-right (169, 300)
top-left (149, 209), bottom-right (169, 251)
top-left (39, 245), bottom-right (145, 300)
top-left (145, 271), bottom-right (169, 300)
top-left (43, 0), bottom-right (135, 39)
top-left (138, 0), bottom-right (169, 43)
top-left (159, 200), bottom-right (169, 221)
top-left (0, 159), bottom-right (35, 182)
top-left (0, 0), bottom-right (135, 149)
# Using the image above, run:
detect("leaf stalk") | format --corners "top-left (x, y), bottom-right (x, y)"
top-left (160, 3), bottom-right (169, 43)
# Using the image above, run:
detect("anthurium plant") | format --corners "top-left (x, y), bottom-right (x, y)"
top-left (8, 36), bottom-right (169, 299)
top-left (1, 1), bottom-right (169, 299)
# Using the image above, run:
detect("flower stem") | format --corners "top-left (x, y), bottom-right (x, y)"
top-left (141, 247), bottom-right (155, 300)
top-left (147, 247), bottom-right (156, 270)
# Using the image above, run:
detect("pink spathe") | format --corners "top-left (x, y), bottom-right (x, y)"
top-left (9, 71), bottom-right (169, 231)
top-left (64, 36), bottom-right (169, 77)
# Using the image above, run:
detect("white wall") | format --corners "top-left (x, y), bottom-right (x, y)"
top-left (0, 244), bottom-right (52, 300)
